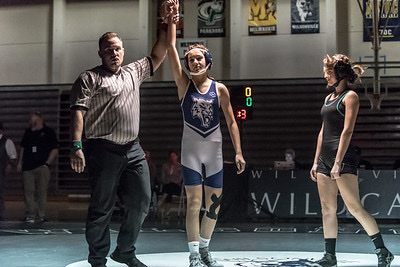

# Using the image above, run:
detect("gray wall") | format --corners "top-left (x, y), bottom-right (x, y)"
top-left (0, 0), bottom-right (399, 86)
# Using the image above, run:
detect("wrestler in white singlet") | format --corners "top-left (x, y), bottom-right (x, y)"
top-left (181, 79), bottom-right (223, 188)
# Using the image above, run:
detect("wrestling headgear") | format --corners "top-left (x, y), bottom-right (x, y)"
top-left (332, 59), bottom-right (353, 87)
top-left (184, 48), bottom-right (213, 71)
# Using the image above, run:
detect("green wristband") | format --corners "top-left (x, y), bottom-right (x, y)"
top-left (71, 140), bottom-right (83, 150)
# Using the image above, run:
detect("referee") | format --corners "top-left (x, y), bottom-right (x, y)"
top-left (69, 7), bottom-right (173, 266)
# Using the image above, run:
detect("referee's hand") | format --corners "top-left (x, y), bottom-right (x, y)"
top-left (70, 149), bottom-right (86, 173)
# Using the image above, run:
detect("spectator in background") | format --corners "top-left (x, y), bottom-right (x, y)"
top-left (144, 150), bottom-right (159, 220)
top-left (158, 150), bottom-right (183, 209)
top-left (0, 122), bottom-right (18, 221)
top-left (17, 111), bottom-right (59, 223)
top-left (354, 146), bottom-right (374, 170)
top-left (145, 150), bottom-right (158, 192)
top-left (284, 148), bottom-right (304, 169)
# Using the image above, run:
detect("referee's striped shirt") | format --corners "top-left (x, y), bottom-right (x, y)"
top-left (70, 57), bottom-right (153, 145)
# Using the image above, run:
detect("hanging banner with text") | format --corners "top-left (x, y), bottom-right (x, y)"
top-left (198, 0), bottom-right (226, 37)
top-left (177, 39), bottom-right (207, 59)
top-left (363, 0), bottom-right (400, 42)
top-left (291, 0), bottom-right (320, 34)
top-left (248, 169), bottom-right (400, 219)
top-left (248, 0), bottom-right (277, 35)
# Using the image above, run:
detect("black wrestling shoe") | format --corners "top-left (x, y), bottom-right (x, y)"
top-left (110, 252), bottom-right (147, 267)
top-left (305, 253), bottom-right (337, 267)
top-left (376, 247), bottom-right (394, 267)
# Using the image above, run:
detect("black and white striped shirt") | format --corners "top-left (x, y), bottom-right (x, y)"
top-left (70, 57), bottom-right (153, 145)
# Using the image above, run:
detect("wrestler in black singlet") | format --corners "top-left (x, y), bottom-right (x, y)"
top-left (316, 90), bottom-right (358, 176)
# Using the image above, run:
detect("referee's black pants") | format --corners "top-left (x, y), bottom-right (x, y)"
top-left (85, 139), bottom-right (151, 267)
top-left (0, 168), bottom-right (5, 220)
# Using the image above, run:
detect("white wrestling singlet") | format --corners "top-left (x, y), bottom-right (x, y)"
top-left (180, 80), bottom-right (223, 188)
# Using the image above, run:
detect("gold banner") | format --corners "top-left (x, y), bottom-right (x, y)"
top-left (248, 0), bottom-right (277, 35)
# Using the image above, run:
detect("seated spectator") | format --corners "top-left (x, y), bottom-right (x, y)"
top-left (145, 150), bottom-right (158, 192)
top-left (354, 146), bottom-right (374, 170)
top-left (158, 150), bottom-right (183, 210)
top-left (284, 148), bottom-right (304, 169)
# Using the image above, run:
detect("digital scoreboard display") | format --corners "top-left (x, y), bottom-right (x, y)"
top-left (230, 86), bottom-right (253, 120)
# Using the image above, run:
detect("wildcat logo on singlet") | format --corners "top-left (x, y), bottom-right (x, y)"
top-left (191, 96), bottom-right (214, 128)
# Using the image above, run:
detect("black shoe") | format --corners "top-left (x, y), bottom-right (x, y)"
top-left (306, 253), bottom-right (337, 267)
top-left (38, 217), bottom-right (48, 223)
top-left (376, 247), bottom-right (394, 267)
top-left (25, 217), bottom-right (35, 223)
top-left (110, 252), bottom-right (147, 267)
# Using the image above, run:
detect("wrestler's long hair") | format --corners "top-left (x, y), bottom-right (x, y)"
top-left (323, 54), bottom-right (366, 86)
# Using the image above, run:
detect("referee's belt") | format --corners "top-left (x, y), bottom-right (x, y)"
top-left (86, 138), bottom-right (139, 152)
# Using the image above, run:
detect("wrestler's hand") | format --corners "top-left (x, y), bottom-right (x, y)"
top-left (170, 0), bottom-right (179, 15)
top-left (70, 149), bottom-right (86, 173)
top-left (330, 162), bottom-right (341, 180)
top-left (162, 0), bottom-right (179, 23)
top-left (165, 0), bottom-right (179, 23)
top-left (310, 163), bottom-right (318, 182)
top-left (235, 153), bottom-right (246, 174)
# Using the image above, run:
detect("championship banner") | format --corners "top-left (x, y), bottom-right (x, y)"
top-left (291, 0), bottom-right (320, 34)
top-left (248, 0), bottom-right (277, 35)
top-left (157, 0), bottom-right (184, 38)
top-left (248, 169), bottom-right (400, 219)
top-left (198, 0), bottom-right (226, 37)
top-left (363, 0), bottom-right (400, 42)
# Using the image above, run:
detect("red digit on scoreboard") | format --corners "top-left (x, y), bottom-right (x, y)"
top-left (232, 86), bottom-right (253, 120)
top-left (236, 109), bottom-right (247, 119)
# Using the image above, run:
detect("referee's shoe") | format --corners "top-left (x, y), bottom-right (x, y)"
top-left (110, 252), bottom-right (147, 267)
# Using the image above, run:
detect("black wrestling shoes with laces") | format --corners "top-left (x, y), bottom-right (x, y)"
top-left (305, 253), bottom-right (337, 267)
top-left (376, 247), bottom-right (394, 267)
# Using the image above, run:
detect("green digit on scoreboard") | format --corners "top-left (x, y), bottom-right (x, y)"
top-left (245, 86), bottom-right (253, 107)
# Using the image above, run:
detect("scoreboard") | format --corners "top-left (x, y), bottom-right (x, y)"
top-left (230, 86), bottom-right (253, 120)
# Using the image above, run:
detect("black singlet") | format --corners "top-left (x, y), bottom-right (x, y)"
top-left (316, 90), bottom-right (357, 176)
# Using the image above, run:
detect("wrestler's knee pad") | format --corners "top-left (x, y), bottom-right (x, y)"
top-left (206, 193), bottom-right (223, 220)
